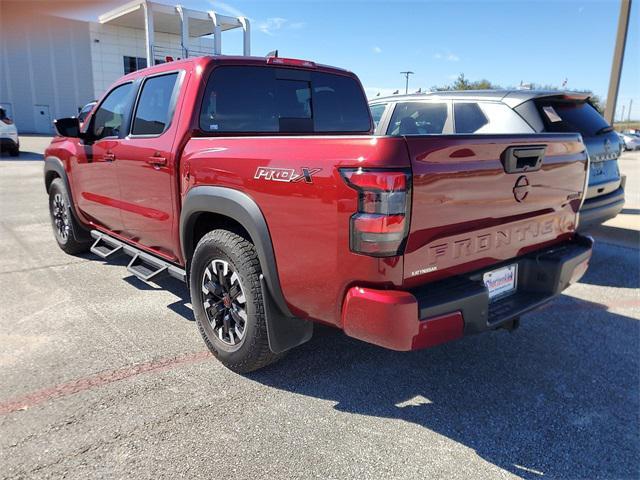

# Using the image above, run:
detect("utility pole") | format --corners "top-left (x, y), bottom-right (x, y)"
top-left (400, 71), bottom-right (414, 95)
top-left (629, 99), bottom-right (633, 122)
top-left (604, 0), bottom-right (632, 124)
top-left (620, 105), bottom-right (626, 124)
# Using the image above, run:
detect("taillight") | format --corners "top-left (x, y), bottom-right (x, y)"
top-left (341, 168), bottom-right (411, 257)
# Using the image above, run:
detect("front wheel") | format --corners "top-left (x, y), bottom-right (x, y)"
top-left (48, 178), bottom-right (91, 254)
top-left (189, 230), bottom-right (283, 373)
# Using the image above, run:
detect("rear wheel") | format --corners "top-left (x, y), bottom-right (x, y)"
top-left (190, 230), bottom-right (283, 373)
top-left (9, 145), bottom-right (19, 157)
top-left (48, 178), bottom-right (91, 254)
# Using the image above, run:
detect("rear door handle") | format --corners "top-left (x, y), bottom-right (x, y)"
top-left (147, 155), bottom-right (167, 167)
top-left (104, 152), bottom-right (116, 162)
top-left (501, 145), bottom-right (546, 173)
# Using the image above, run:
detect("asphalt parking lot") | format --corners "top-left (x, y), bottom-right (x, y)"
top-left (1, 138), bottom-right (638, 479)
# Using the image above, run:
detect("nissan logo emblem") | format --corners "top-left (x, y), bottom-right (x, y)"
top-left (513, 175), bottom-right (530, 202)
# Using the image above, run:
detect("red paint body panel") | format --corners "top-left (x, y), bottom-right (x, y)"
top-left (45, 56), bottom-right (591, 350)
top-left (182, 135), bottom-right (409, 323)
top-left (341, 286), bottom-right (463, 351)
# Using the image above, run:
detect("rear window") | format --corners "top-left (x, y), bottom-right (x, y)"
top-left (199, 66), bottom-right (371, 134)
top-left (537, 101), bottom-right (610, 136)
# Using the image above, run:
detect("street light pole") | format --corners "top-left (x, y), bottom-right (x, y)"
top-left (604, 0), bottom-right (632, 125)
top-left (400, 71), bottom-right (414, 95)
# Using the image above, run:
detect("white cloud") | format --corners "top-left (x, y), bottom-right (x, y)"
top-left (209, 1), bottom-right (247, 18)
top-left (372, 46), bottom-right (382, 54)
top-left (258, 17), bottom-right (305, 35)
top-left (434, 52), bottom-right (460, 62)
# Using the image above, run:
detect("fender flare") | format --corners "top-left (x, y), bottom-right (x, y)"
top-left (43, 156), bottom-right (91, 242)
top-left (180, 186), bottom-right (313, 353)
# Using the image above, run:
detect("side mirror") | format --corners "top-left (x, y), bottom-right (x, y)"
top-left (53, 117), bottom-right (81, 138)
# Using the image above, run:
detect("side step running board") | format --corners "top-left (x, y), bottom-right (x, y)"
top-left (90, 230), bottom-right (186, 284)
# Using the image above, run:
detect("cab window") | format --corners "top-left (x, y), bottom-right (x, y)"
top-left (92, 83), bottom-right (135, 139)
top-left (132, 73), bottom-right (180, 136)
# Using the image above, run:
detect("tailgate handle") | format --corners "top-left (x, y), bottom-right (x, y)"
top-left (501, 145), bottom-right (546, 173)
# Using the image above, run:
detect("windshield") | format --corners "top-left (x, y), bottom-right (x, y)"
top-left (537, 100), bottom-right (610, 137)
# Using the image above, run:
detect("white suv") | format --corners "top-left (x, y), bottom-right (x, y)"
top-left (0, 107), bottom-right (19, 157)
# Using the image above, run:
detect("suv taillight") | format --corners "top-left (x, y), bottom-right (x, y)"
top-left (340, 168), bottom-right (411, 257)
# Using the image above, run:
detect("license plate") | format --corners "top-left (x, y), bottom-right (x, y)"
top-left (483, 264), bottom-right (517, 300)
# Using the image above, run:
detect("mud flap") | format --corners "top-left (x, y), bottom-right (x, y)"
top-left (260, 274), bottom-right (313, 354)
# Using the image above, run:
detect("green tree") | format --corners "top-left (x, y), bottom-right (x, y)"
top-left (431, 73), bottom-right (499, 91)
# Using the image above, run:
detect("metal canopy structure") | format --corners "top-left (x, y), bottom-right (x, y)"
top-left (98, 0), bottom-right (250, 65)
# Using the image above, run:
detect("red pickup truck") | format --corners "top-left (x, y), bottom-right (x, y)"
top-left (45, 56), bottom-right (593, 373)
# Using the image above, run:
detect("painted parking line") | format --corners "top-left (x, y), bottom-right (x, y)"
top-left (0, 350), bottom-right (210, 415)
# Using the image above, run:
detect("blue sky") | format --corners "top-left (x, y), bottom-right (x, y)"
top-left (174, 0), bottom-right (639, 120)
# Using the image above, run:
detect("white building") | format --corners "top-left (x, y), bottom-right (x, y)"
top-left (0, 0), bottom-right (250, 133)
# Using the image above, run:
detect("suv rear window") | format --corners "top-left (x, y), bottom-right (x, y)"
top-left (453, 103), bottom-right (488, 133)
top-left (537, 101), bottom-right (610, 137)
top-left (199, 66), bottom-right (371, 134)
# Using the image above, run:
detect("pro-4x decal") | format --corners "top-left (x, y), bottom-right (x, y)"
top-left (254, 167), bottom-right (321, 184)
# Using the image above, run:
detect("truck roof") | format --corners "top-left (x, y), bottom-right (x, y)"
top-left (120, 55), bottom-right (353, 82)
top-left (370, 90), bottom-right (592, 108)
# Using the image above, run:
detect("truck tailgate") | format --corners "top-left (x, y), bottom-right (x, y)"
top-left (403, 133), bottom-right (588, 284)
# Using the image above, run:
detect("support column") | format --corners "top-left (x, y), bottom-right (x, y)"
top-left (239, 17), bottom-right (250, 56)
top-left (143, 1), bottom-right (155, 66)
top-left (208, 11), bottom-right (222, 55)
top-left (176, 5), bottom-right (189, 58)
top-left (604, 0), bottom-right (632, 125)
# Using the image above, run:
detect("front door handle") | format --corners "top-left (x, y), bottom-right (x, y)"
top-left (104, 152), bottom-right (116, 162)
top-left (147, 155), bottom-right (167, 167)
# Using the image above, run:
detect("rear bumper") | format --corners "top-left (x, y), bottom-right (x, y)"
top-left (578, 177), bottom-right (625, 230)
top-left (342, 234), bottom-right (593, 351)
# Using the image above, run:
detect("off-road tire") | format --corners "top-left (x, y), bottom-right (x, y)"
top-left (48, 178), bottom-right (91, 255)
top-left (190, 229), bottom-right (283, 373)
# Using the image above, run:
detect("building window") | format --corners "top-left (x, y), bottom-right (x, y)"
top-left (123, 56), bottom-right (147, 74)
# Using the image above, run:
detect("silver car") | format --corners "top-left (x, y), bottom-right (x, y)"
top-left (370, 91), bottom-right (625, 229)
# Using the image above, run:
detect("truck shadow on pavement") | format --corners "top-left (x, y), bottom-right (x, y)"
top-left (0, 151), bottom-right (43, 161)
top-left (577, 241), bottom-right (640, 289)
top-left (97, 242), bottom-right (639, 478)
top-left (251, 299), bottom-right (639, 479)
top-left (122, 273), bottom-right (194, 321)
